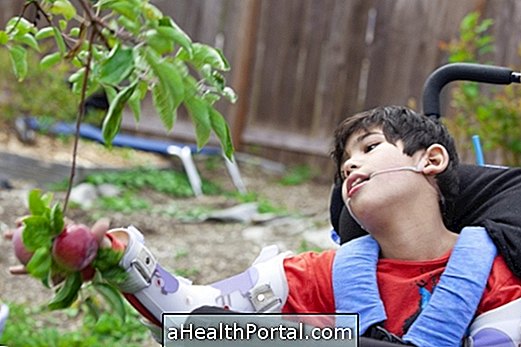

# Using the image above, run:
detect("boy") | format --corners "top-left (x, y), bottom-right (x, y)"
top-left (8, 106), bottom-right (521, 345)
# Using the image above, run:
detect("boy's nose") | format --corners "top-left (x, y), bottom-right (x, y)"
top-left (342, 158), bottom-right (361, 178)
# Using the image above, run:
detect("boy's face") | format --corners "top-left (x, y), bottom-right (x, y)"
top-left (340, 127), bottom-right (427, 224)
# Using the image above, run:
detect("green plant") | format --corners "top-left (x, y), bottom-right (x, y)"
top-left (296, 240), bottom-right (323, 254)
top-left (15, 190), bottom-right (127, 314)
top-left (0, 301), bottom-right (151, 346)
top-left (1, 0), bottom-right (238, 340)
top-left (443, 11), bottom-right (521, 166)
top-left (175, 267), bottom-right (200, 278)
top-left (0, 49), bottom-right (79, 123)
top-left (2, 0), bottom-right (237, 211)
top-left (96, 192), bottom-right (150, 213)
top-left (279, 164), bottom-right (314, 186)
top-left (85, 167), bottom-right (222, 197)
top-left (233, 191), bottom-right (289, 215)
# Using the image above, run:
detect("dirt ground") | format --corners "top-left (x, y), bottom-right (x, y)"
top-left (0, 131), bottom-right (335, 322)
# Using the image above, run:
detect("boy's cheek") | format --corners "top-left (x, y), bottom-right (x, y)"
top-left (341, 181), bottom-right (349, 202)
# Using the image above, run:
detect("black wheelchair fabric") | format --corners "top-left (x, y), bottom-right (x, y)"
top-left (330, 164), bottom-right (521, 278)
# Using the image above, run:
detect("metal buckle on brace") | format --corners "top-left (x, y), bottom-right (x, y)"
top-left (248, 284), bottom-right (281, 312)
top-left (131, 245), bottom-right (157, 284)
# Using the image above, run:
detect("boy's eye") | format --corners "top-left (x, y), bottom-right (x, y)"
top-left (364, 142), bottom-right (379, 153)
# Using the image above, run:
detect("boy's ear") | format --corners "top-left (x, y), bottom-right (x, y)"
top-left (422, 144), bottom-right (449, 175)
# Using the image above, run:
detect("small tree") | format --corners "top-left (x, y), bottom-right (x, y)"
top-left (2, 0), bottom-right (237, 211)
top-left (442, 11), bottom-right (521, 166)
top-left (1, 0), bottom-right (237, 321)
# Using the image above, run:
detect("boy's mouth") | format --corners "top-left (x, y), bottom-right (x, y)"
top-left (347, 174), bottom-right (370, 197)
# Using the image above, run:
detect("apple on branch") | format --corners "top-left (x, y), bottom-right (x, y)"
top-left (52, 224), bottom-right (99, 272)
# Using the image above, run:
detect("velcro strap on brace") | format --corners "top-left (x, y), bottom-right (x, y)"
top-left (112, 226), bottom-right (158, 293)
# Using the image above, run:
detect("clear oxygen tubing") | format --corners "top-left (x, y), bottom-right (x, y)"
top-left (344, 162), bottom-right (425, 230)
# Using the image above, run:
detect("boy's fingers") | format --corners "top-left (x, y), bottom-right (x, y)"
top-left (91, 218), bottom-right (110, 244)
top-left (9, 265), bottom-right (28, 275)
top-left (3, 229), bottom-right (13, 240)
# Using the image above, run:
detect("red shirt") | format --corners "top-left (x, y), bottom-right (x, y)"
top-left (282, 249), bottom-right (521, 336)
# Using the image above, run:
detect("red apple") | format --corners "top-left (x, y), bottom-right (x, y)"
top-left (52, 224), bottom-right (99, 272)
top-left (12, 226), bottom-right (34, 265)
top-left (81, 265), bottom-right (95, 282)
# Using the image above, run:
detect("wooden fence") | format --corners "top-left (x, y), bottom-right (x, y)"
top-left (3, 0), bottom-right (521, 176)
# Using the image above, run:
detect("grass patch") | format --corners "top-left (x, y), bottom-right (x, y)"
top-left (156, 203), bottom-right (212, 221)
top-left (96, 192), bottom-right (150, 214)
top-left (279, 165), bottom-right (314, 186)
top-left (296, 240), bottom-right (323, 253)
top-left (0, 302), bottom-right (151, 347)
top-left (85, 167), bottom-right (222, 197)
top-left (233, 191), bottom-right (289, 215)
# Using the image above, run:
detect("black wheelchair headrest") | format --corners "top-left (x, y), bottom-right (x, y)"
top-left (330, 164), bottom-right (521, 277)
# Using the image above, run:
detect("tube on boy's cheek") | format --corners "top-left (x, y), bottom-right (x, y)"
top-left (344, 159), bottom-right (426, 230)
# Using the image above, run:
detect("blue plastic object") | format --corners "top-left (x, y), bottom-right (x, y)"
top-left (472, 135), bottom-right (485, 166)
top-left (25, 117), bottom-right (220, 156)
top-left (23, 117), bottom-right (246, 196)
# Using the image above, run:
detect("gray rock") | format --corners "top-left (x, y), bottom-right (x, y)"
top-left (206, 202), bottom-right (259, 223)
top-left (302, 227), bottom-right (339, 250)
top-left (70, 182), bottom-right (98, 208)
top-left (97, 183), bottom-right (121, 197)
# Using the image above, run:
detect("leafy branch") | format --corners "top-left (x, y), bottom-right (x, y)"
top-left (2, 0), bottom-right (237, 212)
top-left (2, 0), bottom-right (238, 325)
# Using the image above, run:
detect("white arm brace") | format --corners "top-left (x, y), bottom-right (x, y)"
top-left (466, 297), bottom-right (521, 346)
top-left (109, 226), bottom-right (291, 327)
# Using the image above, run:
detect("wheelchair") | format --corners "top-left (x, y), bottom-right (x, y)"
top-left (329, 63), bottom-right (521, 346)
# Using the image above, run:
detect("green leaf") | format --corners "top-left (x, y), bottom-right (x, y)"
top-left (92, 246), bottom-right (124, 272)
top-left (99, 0), bottom-right (139, 20)
top-left (102, 81), bottom-right (138, 145)
top-left (59, 20), bottom-right (68, 32)
top-left (103, 85), bottom-right (117, 104)
top-left (22, 215), bottom-right (52, 251)
top-left (128, 84), bottom-right (145, 122)
top-left (53, 27), bottom-right (66, 55)
top-left (142, 2), bottom-right (163, 21)
top-left (185, 96), bottom-right (211, 149)
top-left (0, 30), bottom-right (8, 45)
top-left (35, 27), bottom-right (55, 40)
top-left (168, 19), bottom-right (193, 57)
top-left (151, 82), bottom-right (175, 130)
top-left (84, 296), bottom-right (101, 321)
top-left (26, 247), bottom-right (52, 281)
top-left (94, 283), bottom-right (126, 321)
top-left (116, 16), bottom-right (139, 34)
top-left (69, 27), bottom-right (80, 37)
top-left (145, 29), bottom-right (174, 55)
top-left (50, 203), bottom-right (64, 236)
top-left (222, 86), bottom-right (238, 103)
top-left (40, 52), bottom-right (62, 69)
top-left (50, 0), bottom-right (77, 21)
top-left (6, 17), bottom-right (35, 36)
top-left (145, 50), bottom-right (184, 129)
top-left (156, 25), bottom-right (193, 56)
top-left (209, 107), bottom-right (234, 159)
top-left (16, 33), bottom-right (40, 51)
top-left (48, 272), bottom-right (83, 310)
top-left (28, 189), bottom-right (47, 215)
top-left (181, 43), bottom-right (230, 71)
top-left (8, 45), bottom-right (28, 81)
top-left (67, 67), bottom-right (85, 84)
top-left (98, 44), bottom-right (134, 86)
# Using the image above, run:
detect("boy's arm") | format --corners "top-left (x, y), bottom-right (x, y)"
top-left (108, 226), bottom-right (291, 327)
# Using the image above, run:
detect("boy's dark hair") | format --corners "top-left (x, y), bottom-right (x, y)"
top-left (331, 105), bottom-right (460, 225)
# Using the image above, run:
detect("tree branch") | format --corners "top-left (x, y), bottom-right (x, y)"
top-left (62, 24), bottom-right (97, 214)
top-left (6, 1), bottom-right (32, 35)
